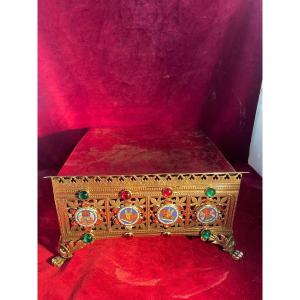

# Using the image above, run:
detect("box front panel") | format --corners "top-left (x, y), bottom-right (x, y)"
top-left (51, 173), bottom-right (242, 242)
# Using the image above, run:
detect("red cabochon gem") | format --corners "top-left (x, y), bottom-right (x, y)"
top-left (119, 190), bottom-right (132, 200)
top-left (162, 187), bottom-right (173, 197)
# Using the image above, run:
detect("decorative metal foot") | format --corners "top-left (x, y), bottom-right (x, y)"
top-left (51, 232), bottom-right (95, 267)
top-left (200, 229), bottom-right (244, 260)
top-left (231, 249), bottom-right (244, 260)
top-left (123, 231), bottom-right (133, 238)
top-left (52, 255), bottom-right (68, 267)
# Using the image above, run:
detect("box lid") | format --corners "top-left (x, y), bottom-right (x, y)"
top-left (58, 127), bottom-right (235, 176)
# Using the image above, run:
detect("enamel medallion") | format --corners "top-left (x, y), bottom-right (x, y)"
top-left (117, 206), bottom-right (140, 226)
top-left (75, 207), bottom-right (98, 227)
top-left (157, 204), bottom-right (179, 225)
top-left (197, 205), bottom-right (218, 224)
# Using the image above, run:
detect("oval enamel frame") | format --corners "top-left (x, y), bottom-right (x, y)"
top-left (75, 207), bottom-right (98, 227)
top-left (197, 205), bottom-right (218, 224)
top-left (117, 206), bottom-right (140, 226)
top-left (157, 204), bottom-right (179, 225)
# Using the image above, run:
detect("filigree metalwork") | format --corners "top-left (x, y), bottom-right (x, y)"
top-left (48, 172), bottom-right (245, 266)
top-left (189, 195), bottom-right (230, 227)
top-left (50, 172), bottom-right (243, 186)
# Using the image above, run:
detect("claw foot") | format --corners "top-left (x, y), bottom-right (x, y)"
top-left (51, 255), bottom-right (67, 267)
top-left (231, 250), bottom-right (244, 260)
top-left (200, 230), bottom-right (244, 260)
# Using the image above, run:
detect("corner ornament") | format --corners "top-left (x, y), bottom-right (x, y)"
top-left (200, 229), bottom-right (244, 260)
top-left (52, 232), bottom-right (95, 267)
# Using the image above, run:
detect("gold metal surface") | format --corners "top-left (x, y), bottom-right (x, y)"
top-left (50, 172), bottom-right (244, 266)
top-left (201, 230), bottom-right (244, 260)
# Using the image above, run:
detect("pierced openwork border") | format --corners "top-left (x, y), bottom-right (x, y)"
top-left (49, 172), bottom-right (244, 188)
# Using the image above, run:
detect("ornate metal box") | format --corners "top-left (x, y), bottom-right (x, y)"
top-left (49, 128), bottom-right (244, 266)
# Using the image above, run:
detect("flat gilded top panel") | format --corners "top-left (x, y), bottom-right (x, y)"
top-left (58, 127), bottom-right (235, 176)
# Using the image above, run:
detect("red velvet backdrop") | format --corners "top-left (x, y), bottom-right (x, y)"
top-left (38, 1), bottom-right (262, 299)
top-left (38, 0), bottom-right (262, 165)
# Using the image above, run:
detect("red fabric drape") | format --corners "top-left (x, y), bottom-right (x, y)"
top-left (38, 1), bottom-right (262, 299)
top-left (38, 0), bottom-right (262, 162)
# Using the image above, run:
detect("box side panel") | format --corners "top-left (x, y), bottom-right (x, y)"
top-left (51, 173), bottom-right (242, 242)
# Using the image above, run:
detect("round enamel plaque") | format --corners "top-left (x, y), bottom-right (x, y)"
top-left (157, 204), bottom-right (179, 225)
top-left (75, 207), bottom-right (98, 227)
top-left (197, 205), bottom-right (218, 224)
top-left (117, 206), bottom-right (140, 226)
